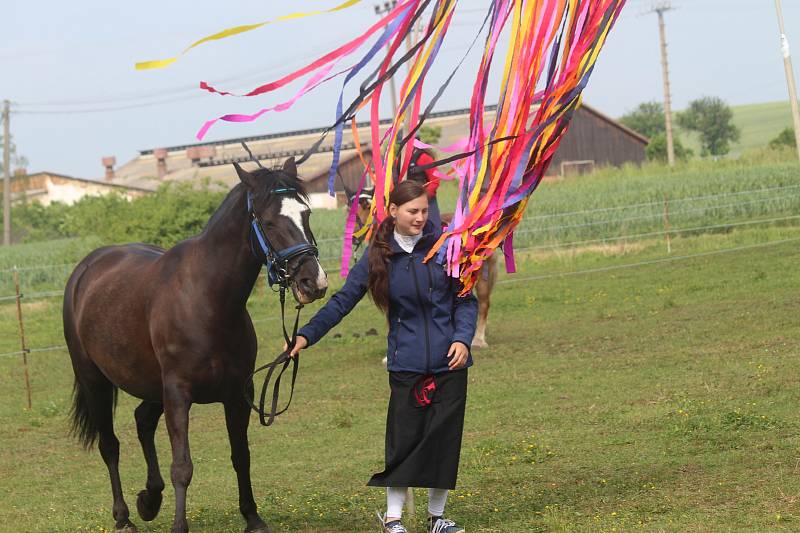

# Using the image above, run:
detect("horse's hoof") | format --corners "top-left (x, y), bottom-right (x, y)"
top-left (245, 525), bottom-right (272, 533)
top-left (115, 520), bottom-right (138, 533)
top-left (136, 489), bottom-right (163, 521)
top-left (471, 338), bottom-right (488, 349)
top-left (171, 522), bottom-right (189, 533)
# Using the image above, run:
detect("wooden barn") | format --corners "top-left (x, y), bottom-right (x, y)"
top-left (549, 104), bottom-right (648, 175)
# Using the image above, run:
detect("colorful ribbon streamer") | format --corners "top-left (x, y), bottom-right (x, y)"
top-left (155, 0), bottom-right (626, 291)
top-left (135, 0), bottom-right (362, 70)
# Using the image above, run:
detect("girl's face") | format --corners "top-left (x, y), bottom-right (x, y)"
top-left (389, 194), bottom-right (428, 236)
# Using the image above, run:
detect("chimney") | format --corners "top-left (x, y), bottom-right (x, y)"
top-left (187, 146), bottom-right (216, 166)
top-left (102, 156), bottom-right (116, 182)
top-left (153, 148), bottom-right (168, 179)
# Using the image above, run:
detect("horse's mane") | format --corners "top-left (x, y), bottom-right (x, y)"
top-left (202, 167), bottom-right (309, 234)
top-left (250, 167), bottom-right (309, 202)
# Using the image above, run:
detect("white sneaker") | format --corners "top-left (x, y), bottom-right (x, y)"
top-left (429, 516), bottom-right (465, 533)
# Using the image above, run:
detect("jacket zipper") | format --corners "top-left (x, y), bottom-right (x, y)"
top-left (425, 261), bottom-right (434, 301)
top-left (393, 317), bottom-right (400, 364)
top-left (408, 254), bottom-right (432, 373)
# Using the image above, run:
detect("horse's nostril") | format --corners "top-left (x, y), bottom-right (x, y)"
top-left (299, 278), bottom-right (315, 293)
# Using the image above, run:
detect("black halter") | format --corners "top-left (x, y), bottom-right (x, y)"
top-left (244, 186), bottom-right (319, 427)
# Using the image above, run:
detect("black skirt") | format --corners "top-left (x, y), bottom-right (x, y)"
top-left (367, 368), bottom-right (468, 490)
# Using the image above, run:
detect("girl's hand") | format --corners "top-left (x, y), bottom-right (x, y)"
top-left (447, 341), bottom-right (469, 370)
top-left (284, 335), bottom-right (308, 358)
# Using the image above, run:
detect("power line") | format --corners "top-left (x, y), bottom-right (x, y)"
top-left (14, 32), bottom-right (360, 112)
top-left (15, 93), bottom-right (211, 115)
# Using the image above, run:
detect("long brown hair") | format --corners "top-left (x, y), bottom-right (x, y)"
top-left (367, 180), bottom-right (428, 314)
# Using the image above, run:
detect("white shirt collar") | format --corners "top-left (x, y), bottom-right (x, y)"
top-left (393, 229), bottom-right (422, 253)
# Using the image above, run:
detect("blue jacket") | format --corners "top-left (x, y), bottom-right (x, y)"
top-left (298, 220), bottom-right (477, 374)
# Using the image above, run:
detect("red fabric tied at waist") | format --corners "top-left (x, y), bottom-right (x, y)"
top-left (413, 375), bottom-right (437, 407)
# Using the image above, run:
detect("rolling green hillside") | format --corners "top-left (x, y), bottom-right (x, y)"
top-left (664, 100), bottom-right (797, 157)
top-left (729, 100), bottom-right (797, 153)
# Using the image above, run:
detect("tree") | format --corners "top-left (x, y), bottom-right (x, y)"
top-left (645, 133), bottom-right (693, 163)
top-left (619, 101), bottom-right (665, 139)
top-left (417, 125), bottom-right (442, 145)
top-left (676, 96), bottom-right (740, 156)
top-left (768, 127), bottom-right (796, 150)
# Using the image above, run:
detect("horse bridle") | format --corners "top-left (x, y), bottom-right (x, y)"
top-left (246, 189), bottom-right (318, 288)
top-left (245, 187), bottom-right (319, 427)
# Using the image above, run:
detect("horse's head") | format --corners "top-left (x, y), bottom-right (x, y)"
top-left (234, 158), bottom-right (328, 304)
top-left (345, 186), bottom-right (375, 227)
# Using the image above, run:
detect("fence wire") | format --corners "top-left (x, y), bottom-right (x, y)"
top-left (2, 197), bottom-right (799, 368)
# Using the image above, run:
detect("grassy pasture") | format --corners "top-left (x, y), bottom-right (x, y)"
top-left (0, 159), bottom-right (799, 532)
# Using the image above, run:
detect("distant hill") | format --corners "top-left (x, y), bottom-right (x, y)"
top-left (621, 100), bottom-right (797, 157)
top-left (728, 101), bottom-right (797, 153)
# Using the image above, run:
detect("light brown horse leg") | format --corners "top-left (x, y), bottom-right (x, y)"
top-left (472, 254), bottom-right (499, 349)
top-left (405, 487), bottom-right (416, 520)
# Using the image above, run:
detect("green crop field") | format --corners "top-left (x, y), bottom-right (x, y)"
top-left (0, 159), bottom-right (799, 532)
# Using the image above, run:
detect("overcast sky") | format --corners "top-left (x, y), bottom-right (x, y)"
top-left (3, 0), bottom-right (799, 179)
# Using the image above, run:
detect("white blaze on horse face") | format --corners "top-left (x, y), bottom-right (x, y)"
top-left (279, 197), bottom-right (328, 290)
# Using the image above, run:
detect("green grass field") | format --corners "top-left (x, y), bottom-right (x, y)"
top-left (0, 160), bottom-right (799, 532)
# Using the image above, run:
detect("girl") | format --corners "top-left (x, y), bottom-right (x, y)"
top-left (289, 180), bottom-right (477, 533)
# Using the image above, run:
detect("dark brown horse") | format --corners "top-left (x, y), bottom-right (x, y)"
top-left (63, 158), bottom-right (328, 533)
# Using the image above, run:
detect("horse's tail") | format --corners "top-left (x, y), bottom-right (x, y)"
top-left (70, 377), bottom-right (118, 450)
top-left (64, 258), bottom-right (118, 450)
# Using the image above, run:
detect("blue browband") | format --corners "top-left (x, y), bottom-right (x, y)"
top-left (247, 189), bottom-right (318, 288)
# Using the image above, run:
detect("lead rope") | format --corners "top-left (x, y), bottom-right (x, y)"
top-left (245, 284), bottom-right (304, 426)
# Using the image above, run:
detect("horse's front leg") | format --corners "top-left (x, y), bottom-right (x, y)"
top-left (225, 391), bottom-right (270, 533)
top-left (163, 382), bottom-right (194, 533)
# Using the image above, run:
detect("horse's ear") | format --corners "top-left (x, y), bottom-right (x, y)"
top-left (282, 156), bottom-right (297, 176)
top-left (233, 162), bottom-right (259, 189)
top-left (338, 170), bottom-right (355, 202)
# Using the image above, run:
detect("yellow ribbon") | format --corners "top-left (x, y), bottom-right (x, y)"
top-left (135, 0), bottom-right (362, 70)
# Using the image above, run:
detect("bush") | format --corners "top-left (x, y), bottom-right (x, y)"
top-left (768, 127), bottom-right (796, 150)
top-left (6, 180), bottom-right (226, 247)
top-left (645, 133), bottom-right (694, 163)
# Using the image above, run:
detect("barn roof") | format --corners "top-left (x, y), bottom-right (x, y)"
top-left (112, 102), bottom-right (647, 189)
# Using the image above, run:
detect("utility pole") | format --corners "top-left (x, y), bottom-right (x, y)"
top-left (374, 1), bottom-right (399, 116)
top-left (774, 0), bottom-right (800, 162)
top-left (3, 100), bottom-right (10, 246)
top-left (647, 2), bottom-right (676, 167)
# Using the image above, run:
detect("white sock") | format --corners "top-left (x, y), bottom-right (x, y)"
top-left (386, 486), bottom-right (408, 520)
top-left (428, 488), bottom-right (449, 517)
